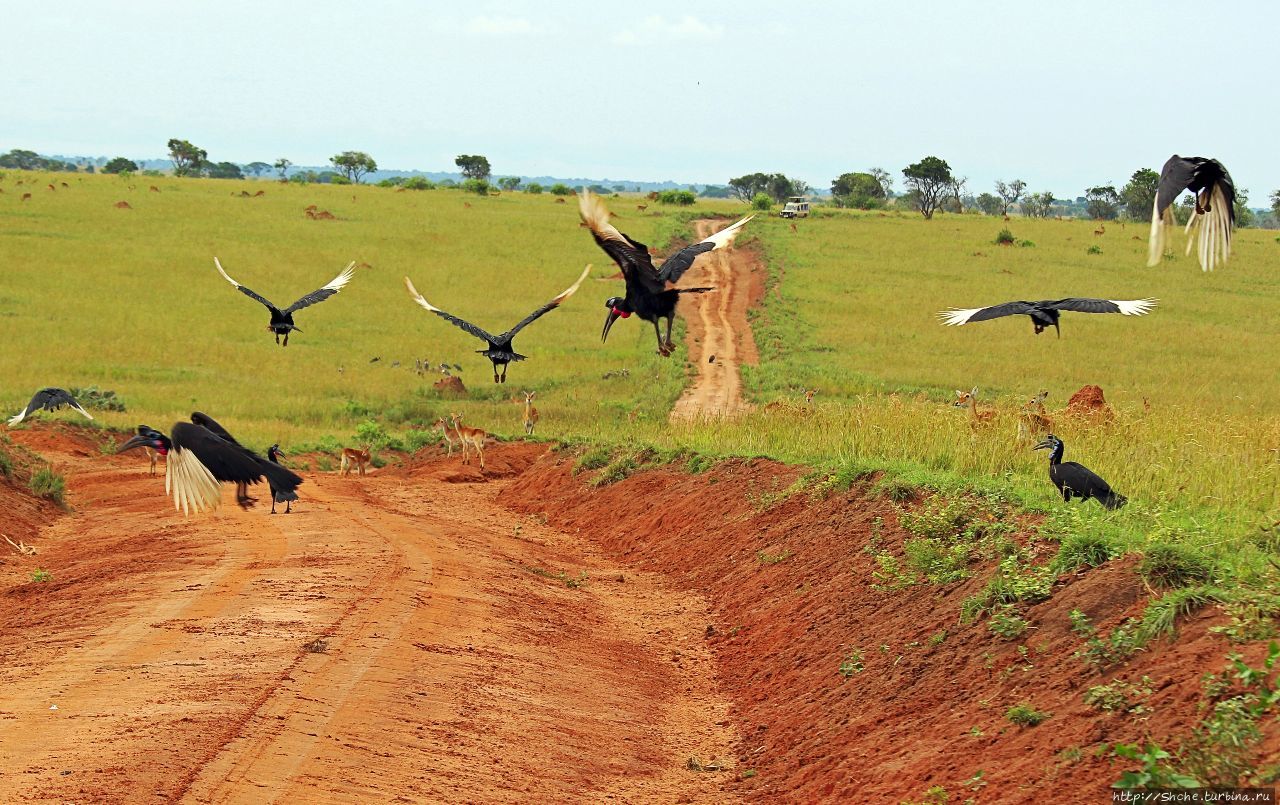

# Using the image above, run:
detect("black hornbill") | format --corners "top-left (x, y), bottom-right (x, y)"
top-left (403, 265), bottom-right (591, 383)
top-left (266, 444), bottom-right (294, 514)
top-left (1033, 434), bottom-right (1126, 510)
top-left (1147, 155), bottom-right (1235, 272)
top-left (8, 387), bottom-right (93, 426)
top-left (578, 190), bottom-right (753, 356)
top-left (937, 297), bottom-right (1156, 337)
top-left (117, 417), bottom-right (302, 515)
top-left (215, 258), bottom-right (356, 345)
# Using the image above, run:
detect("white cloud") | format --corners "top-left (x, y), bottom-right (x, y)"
top-left (611, 15), bottom-right (724, 46)
top-left (464, 16), bottom-right (544, 36)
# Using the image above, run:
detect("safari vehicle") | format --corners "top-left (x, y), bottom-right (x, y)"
top-left (779, 196), bottom-right (810, 218)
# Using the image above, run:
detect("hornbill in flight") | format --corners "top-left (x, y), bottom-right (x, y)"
top-left (403, 265), bottom-right (591, 383)
top-left (1147, 155), bottom-right (1235, 272)
top-left (8, 387), bottom-right (93, 426)
top-left (117, 417), bottom-right (302, 515)
top-left (1033, 434), bottom-right (1126, 510)
top-left (578, 190), bottom-right (753, 356)
top-left (215, 257), bottom-right (356, 346)
top-left (937, 297), bottom-right (1156, 337)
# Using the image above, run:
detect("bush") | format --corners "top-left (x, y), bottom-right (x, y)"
top-left (1139, 544), bottom-right (1215, 589)
top-left (377, 177), bottom-right (406, 188)
top-left (403, 176), bottom-right (435, 190)
top-left (0, 447), bottom-right (12, 478)
top-left (1006, 703), bottom-right (1050, 727)
top-left (462, 178), bottom-right (491, 196)
top-left (989, 604), bottom-right (1029, 640)
top-left (994, 228), bottom-right (1015, 245)
top-left (549, 183), bottom-right (573, 196)
top-left (1050, 532), bottom-right (1117, 573)
top-left (656, 189), bottom-right (696, 206)
top-left (751, 192), bottom-right (772, 211)
top-left (353, 420), bottom-right (401, 451)
top-left (1087, 245), bottom-right (1102, 255)
top-left (525, 182), bottom-right (544, 194)
top-left (29, 466), bottom-right (66, 505)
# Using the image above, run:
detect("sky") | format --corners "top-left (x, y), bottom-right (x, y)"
top-left (3, 1), bottom-right (1278, 200)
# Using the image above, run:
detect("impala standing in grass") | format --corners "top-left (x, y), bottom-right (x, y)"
top-left (451, 413), bottom-right (487, 470)
top-left (522, 391), bottom-right (540, 436)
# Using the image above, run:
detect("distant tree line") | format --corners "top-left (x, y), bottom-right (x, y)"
top-left (0, 149), bottom-right (78, 171)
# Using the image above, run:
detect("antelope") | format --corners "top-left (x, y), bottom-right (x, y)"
top-left (150, 185), bottom-right (160, 192)
top-left (1016, 390), bottom-right (1052, 442)
top-left (522, 391), bottom-right (540, 435)
top-left (789, 222), bottom-right (798, 233)
top-left (1093, 223), bottom-right (1105, 236)
top-left (340, 446), bottom-right (371, 476)
top-left (114, 201), bottom-right (131, 209)
top-left (22, 193), bottom-right (31, 202)
top-left (636, 204), bottom-right (648, 213)
top-left (451, 413), bottom-right (487, 470)
top-left (954, 387), bottom-right (997, 429)
top-left (254, 190), bottom-right (265, 197)
top-left (464, 202), bottom-right (471, 209)
top-left (304, 204), bottom-right (318, 212)
top-left (802, 388), bottom-right (817, 407)
top-left (47, 184), bottom-right (55, 191)
top-left (554, 197), bottom-right (566, 204)
top-left (145, 446), bottom-right (162, 476)
top-left (433, 417), bottom-right (458, 455)
top-left (314, 210), bottom-right (335, 220)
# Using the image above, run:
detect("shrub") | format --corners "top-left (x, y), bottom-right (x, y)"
top-left (403, 176), bottom-right (434, 190)
top-left (903, 537), bottom-right (970, 584)
top-left (1139, 544), bottom-right (1215, 589)
top-left (525, 182), bottom-right (544, 194)
top-left (0, 447), bottom-right (12, 478)
top-left (656, 189), bottom-right (696, 206)
top-left (988, 604), bottom-right (1029, 640)
top-left (573, 445), bottom-right (612, 474)
top-left (1087, 245), bottom-right (1102, 255)
top-left (29, 466), bottom-right (66, 505)
top-left (994, 228), bottom-right (1015, 245)
top-left (377, 176), bottom-right (406, 187)
top-left (1005, 703), bottom-right (1050, 726)
top-left (549, 183), bottom-right (573, 196)
top-left (1050, 532), bottom-right (1117, 573)
top-left (1018, 239), bottom-right (1036, 247)
top-left (751, 192), bottom-right (772, 211)
top-left (353, 420), bottom-right (400, 451)
top-left (462, 178), bottom-right (491, 196)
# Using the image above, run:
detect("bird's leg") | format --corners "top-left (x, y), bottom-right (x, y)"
top-left (492, 363), bottom-right (500, 383)
top-left (500, 364), bottom-right (508, 383)
top-left (274, 332), bottom-right (281, 345)
top-left (653, 320), bottom-right (666, 356)
top-left (663, 316), bottom-right (675, 355)
top-left (270, 499), bottom-right (277, 515)
top-left (285, 501), bottom-right (292, 514)
top-left (283, 332), bottom-right (290, 347)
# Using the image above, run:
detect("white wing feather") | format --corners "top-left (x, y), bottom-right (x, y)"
top-left (165, 448), bottom-right (222, 516)
top-left (937, 307), bottom-right (984, 326)
top-left (1111, 298), bottom-right (1157, 316)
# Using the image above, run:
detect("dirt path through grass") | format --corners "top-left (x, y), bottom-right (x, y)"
top-left (0, 430), bottom-right (737, 803)
top-left (668, 220), bottom-right (762, 422)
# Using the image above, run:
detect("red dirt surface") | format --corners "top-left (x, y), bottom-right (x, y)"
top-left (504, 453), bottom-right (1280, 803)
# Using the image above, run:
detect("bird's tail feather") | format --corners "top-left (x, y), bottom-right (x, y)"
top-left (262, 460), bottom-right (302, 500)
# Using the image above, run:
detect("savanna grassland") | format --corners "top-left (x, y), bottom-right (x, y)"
top-left (2, 171), bottom-right (1279, 578)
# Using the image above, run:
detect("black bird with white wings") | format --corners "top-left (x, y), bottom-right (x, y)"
top-left (215, 258), bottom-right (356, 346)
top-left (404, 265), bottom-right (591, 383)
top-left (8, 388), bottom-right (93, 426)
top-left (1034, 434), bottom-right (1126, 510)
top-left (117, 416), bottom-right (302, 516)
top-left (579, 190), bottom-right (753, 356)
top-left (938, 297), bottom-right (1156, 338)
top-left (1147, 155), bottom-right (1235, 272)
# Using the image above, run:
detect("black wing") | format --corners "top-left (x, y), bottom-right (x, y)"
top-left (284, 262), bottom-right (356, 314)
top-left (171, 422), bottom-right (268, 484)
top-left (8, 387), bottom-right (93, 425)
top-left (578, 191), bottom-right (666, 295)
top-left (403, 277), bottom-right (499, 344)
top-left (1155, 155), bottom-right (1197, 216)
top-left (496, 265), bottom-right (592, 342)
top-left (215, 258), bottom-right (280, 314)
top-left (1043, 298), bottom-right (1156, 316)
top-left (190, 411), bottom-right (243, 447)
top-left (937, 301), bottom-right (1036, 326)
top-left (656, 215), bottom-right (754, 283)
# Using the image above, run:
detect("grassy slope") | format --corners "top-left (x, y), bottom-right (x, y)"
top-left (2, 172), bottom-right (1277, 574)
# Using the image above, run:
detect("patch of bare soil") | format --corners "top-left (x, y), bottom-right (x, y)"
top-left (669, 220), bottom-right (764, 423)
top-left (504, 453), bottom-right (1280, 802)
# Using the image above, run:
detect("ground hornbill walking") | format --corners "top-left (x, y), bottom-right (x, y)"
top-left (1033, 434), bottom-right (1126, 510)
top-left (578, 190), bottom-right (753, 356)
top-left (1147, 155), bottom-right (1236, 272)
top-left (938, 297), bottom-right (1156, 337)
top-left (8, 387), bottom-right (93, 426)
top-left (266, 444), bottom-right (294, 514)
top-left (403, 265), bottom-right (591, 383)
top-left (215, 257), bottom-right (356, 346)
top-left (117, 417), bottom-right (301, 515)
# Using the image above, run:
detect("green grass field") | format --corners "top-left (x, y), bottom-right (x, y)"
top-left (3, 171), bottom-right (1278, 577)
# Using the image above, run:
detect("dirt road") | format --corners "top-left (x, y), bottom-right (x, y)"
top-left (668, 220), bottom-right (762, 423)
top-left (0, 429), bottom-right (737, 802)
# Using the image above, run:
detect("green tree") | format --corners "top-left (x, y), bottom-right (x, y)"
top-left (462, 178), bottom-right (491, 195)
top-left (330, 151), bottom-right (377, 184)
top-left (656, 189), bottom-right (696, 205)
top-left (1233, 187), bottom-right (1253, 228)
top-left (994, 179), bottom-right (1026, 216)
top-left (1021, 191), bottom-right (1056, 219)
top-left (728, 172), bottom-right (768, 202)
top-left (525, 182), bottom-right (544, 194)
top-left (167, 139), bottom-right (207, 177)
top-left (206, 161), bottom-right (243, 179)
top-left (868, 167), bottom-right (893, 197)
top-left (403, 176), bottom-right (434, 190)
top-left (1085, 185), bottom-right (1120, 220)
top-left (902, 156), bottom-right (954, 219)
top-left (497, 176), bottom-right (521, 191)
top-left (102, 157), bottom-right (138, 174)
top-left (244, 161), bottom-right (271, 177)
top-left (549, 183), bottom-right (572, 196)
top-left (1119, 168), bottom-right (1159, 222)
top-left (455, 154), bottom-right (491, 181)
top-left (1271, 189), bottom-right (1280, 221)
top-left (274, 158), bottom-right (292, 180)
top-left (975, 192), bottom-right (1002, 216)
top-left (831, 171), bottom-right (885, 209)
top-left (0, 149), bottom-right (42, 169)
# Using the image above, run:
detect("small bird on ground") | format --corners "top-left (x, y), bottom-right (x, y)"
top-left (265, 444), bottom-right (296, 514)
top-left (404, 265), bottom-right (591, 383)
top-left (8, 388), bottom-right (93, 426)
top-left (1147, 155), bottom-right (1235, 272)
top-left (938, 297), bottom-right (1156, 337)
top-left (579, 190), bottom-right (753, 356)
top-left (117, 418), bottom-right (302, 515)
top-left (1033, 434), bottom-right (1126, 510)
top-left (214, 258), bottom-right (356, 346)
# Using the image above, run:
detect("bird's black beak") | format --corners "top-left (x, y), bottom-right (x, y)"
top-left (118, 434), bottom-right (150, 454)
top-left (602, 308), bottom-right (621, 343)
top-left (1054, 321), bottom-right (1060, 339)
top-left (1032, 437), bottom-right (1054, 451)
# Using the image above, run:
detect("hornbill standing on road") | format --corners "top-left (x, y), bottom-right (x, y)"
top-left (579, 190), bottom-right (753, 356)
top-left (215, 258), bottom-right (356, 346)
top-left (937, 297), bottom-right (1156, 337)
top-left (118, 418), bottom-right (302, 516)
top-left (1034, 434), bottom-right (1126, 510)
top-left (266, 444), bottom-right (294, 514)
top-left (403, 265), bottom-right (591, 383)
top-left (1147, 155), bottom-right (1236, 272)
top-left (8, 387), bottom-right (93, 426)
